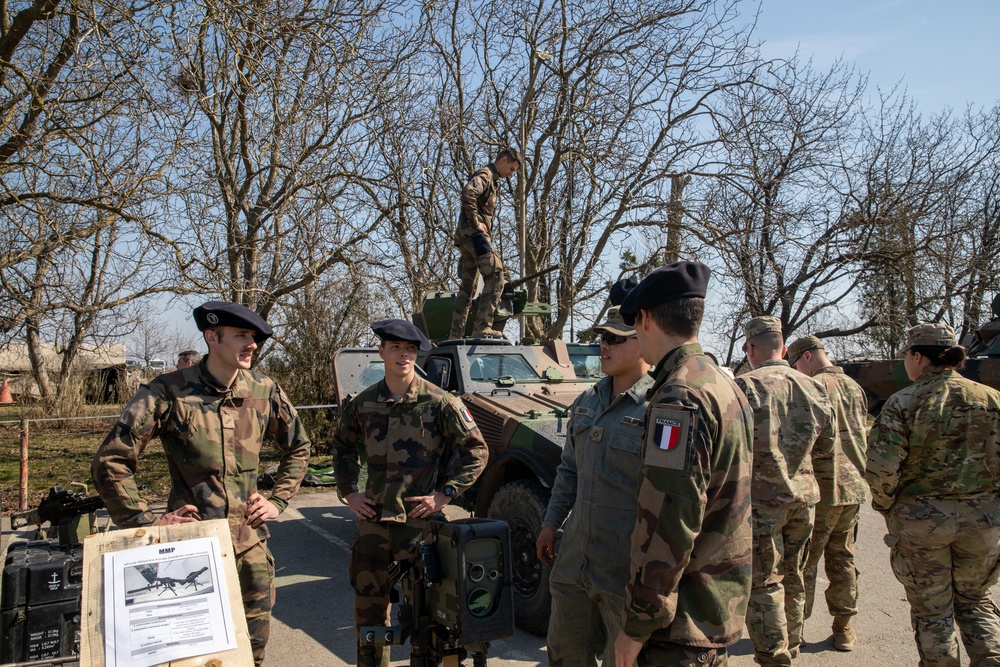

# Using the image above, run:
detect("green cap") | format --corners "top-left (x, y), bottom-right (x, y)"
top-left (787, 335), bottom-right (824, 366)
top-left (902, 322), bottom-right (956, 351)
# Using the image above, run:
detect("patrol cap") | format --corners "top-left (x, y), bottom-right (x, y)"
top-left (372, 319), bottom-right (431, 352)
top-left (742, 315), bottom-right (782, 351)
top-left (193, 301), bottom-right (273, 344)
top-left (593, 307), bottom-right (635, 337)
top-left (619, 261), bottom-right (711, 326)
top-left (787, 335), bottom-right (824, 366)
top-left (609, 278), bottom-right (638, 307)
top-left (902, 322), bottom-right (956, 351)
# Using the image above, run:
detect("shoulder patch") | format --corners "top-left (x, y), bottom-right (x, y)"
top-left (460, 407), bottom-right (475, 423)
top-left (645, 406), bottom-right (693, 471)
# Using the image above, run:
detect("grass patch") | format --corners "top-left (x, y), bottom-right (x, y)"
top-left (0, 407), bottom-right (296, 514)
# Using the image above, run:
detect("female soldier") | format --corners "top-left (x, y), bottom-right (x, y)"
top-left (867, 322), bottom-right (1000, 666)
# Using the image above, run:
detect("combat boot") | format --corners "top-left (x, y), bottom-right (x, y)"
top-left (832, 616), bottom-right (856, 651)
top-left (472, 327), bottom-right (505, 339)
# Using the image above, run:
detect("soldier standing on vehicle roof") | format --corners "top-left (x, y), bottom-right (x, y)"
top-left (613, 261), bottom-right (754, 667)
top-left (787, 335), bottom-right (868, 652)
top-left (331, 319), bottom-right (488, 667)
top-left (867, 323), bottom-right (1000, 666)
top-left (92, 301), bottom-right (311, 667)
top-left (449, 147), bottom-right (521, 340)
top-left (735, 316), bottom-right (836, 666)
top-left (536, 292), bottom-right (653, 667)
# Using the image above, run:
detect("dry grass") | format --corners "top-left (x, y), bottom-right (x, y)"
top-left (0, 405), bottom-right (292, 514)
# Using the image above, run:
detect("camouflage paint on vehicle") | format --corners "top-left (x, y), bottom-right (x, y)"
top-left (841, 295), bottom-right (1000, 413)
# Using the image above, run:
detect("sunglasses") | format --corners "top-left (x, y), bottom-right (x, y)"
top-left (600, 332), bottom-right (635, 346)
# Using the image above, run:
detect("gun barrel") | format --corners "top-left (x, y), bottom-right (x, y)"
top-left (506, 264), bottom-right (559, 290)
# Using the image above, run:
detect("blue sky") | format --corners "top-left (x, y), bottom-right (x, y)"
top-left (753, 0), bottom-right (1000, 114)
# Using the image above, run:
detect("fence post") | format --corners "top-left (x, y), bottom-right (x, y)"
top-left (19, 418), bottom-right (28, 511)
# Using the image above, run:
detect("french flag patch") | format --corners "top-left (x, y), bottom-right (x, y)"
top-left (655, 418), bottom-right (683, 451)
top-left (461, 407), bottom-right (474, 423)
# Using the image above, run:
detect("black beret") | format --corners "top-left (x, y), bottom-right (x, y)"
top-left (193, 301), bottom-right (273, 344)
top-left (372, 319), bottom-right (431, 352)
top-left (609, 278), bottom-right (638, 306)
top-left (619, 261), bottom-right (710, 326)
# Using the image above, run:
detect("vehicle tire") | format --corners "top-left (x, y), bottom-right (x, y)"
top-left (487, 479), bottom-right (551, 636)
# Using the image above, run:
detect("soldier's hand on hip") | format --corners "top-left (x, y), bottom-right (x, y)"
top-left (614, 631), bottom-right (643, 667)
top-left (246, 491), bottom-right (279, 528)
top-left (405, 492), bottom-right (449, 518)
top-left (159, 505), bottom-right (200, 525)
top-left (346, 492), bottom-right (377, 519)
top-left (536, 527), bottom-right (557, 565)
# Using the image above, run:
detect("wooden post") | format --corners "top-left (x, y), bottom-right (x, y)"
top-left (19, 418), bottom-right (28, 510)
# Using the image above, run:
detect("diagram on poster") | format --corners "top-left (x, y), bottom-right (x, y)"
top-left (103, 536), bottom-right (237, 667)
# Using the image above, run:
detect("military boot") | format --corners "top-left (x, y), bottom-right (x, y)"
top-left (472, 327), bottom-right (505, 339)
top-left (832, 616), bottom-right (856, 651)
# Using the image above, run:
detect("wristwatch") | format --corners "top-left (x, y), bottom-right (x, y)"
top-left (441, 485), bottom-right (457, 499)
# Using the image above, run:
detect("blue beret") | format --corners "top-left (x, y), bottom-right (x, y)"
top-left (193, 301), bottom-right (273, 343)
top-left (372, 319), bottom-right (431, 351)
top-left (619, 261), bottom-right (710, 326)
top-left (609, 278), bottom-right (638, 306)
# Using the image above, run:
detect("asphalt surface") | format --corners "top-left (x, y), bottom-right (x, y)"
top-left (3, 490), bottom-right (998, 666)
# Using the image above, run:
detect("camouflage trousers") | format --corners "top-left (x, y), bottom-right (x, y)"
top-left (885, 496), bottom-right (1000, 667)
top-left (349, 519), bottom-right (429, 667)
top-left (450, 236), bottom-right (505, 338)
top-left (638, 641), bottom-right (729, 667)
top-left (236, 541), bottom-right (275, 667)
top-left (747, 502), bottom-right (814, 667)
top-left (804, 503), bottom-right (860, 619)
top-left (548, 580), bottom-right (626, 666)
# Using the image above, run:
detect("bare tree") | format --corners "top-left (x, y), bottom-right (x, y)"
top-left (152, 0), bottom-right (418, 324)
top-left (413, 0), bottom-right (764, 338)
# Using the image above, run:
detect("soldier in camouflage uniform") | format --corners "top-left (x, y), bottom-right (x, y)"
top-left (92, 301), bottom-right (311, 666)
top-left (331, 319), bottom-right (488, 667)
top-left (535, 301), bottom-right (653, 667)
top-left (734, 317), bottom-right (836, 666)
top-left (787, 335), bottom-right (869, 652)
top-left (613, 262), bottom-right (754, 667)
top-left (449, 147), bottom-right (521, 340)
top-left (867, 322), bottom-right (1000, 667)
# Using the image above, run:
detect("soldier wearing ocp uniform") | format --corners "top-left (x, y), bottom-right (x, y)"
top-left (735, 317), bottom-right (836, 666)
top-left (93, 301), bottom-right (311, 666)
top-left (331, 319), bottom-right (488, 667)
top-left (613, 262), bottom-right (754, 667)
top-left (868, 322), bottom-right (1000, 666)
top-left (787, 335), bottom-right (868, 651)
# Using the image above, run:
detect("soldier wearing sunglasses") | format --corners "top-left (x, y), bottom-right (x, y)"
top-left (537, 299), bottom-right (652, 667)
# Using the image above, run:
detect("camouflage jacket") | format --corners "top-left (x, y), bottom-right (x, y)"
top-left (543, 373), bottom-right (654, 596)
top-left (91, 361), bottom-right (311, 553)
top-left (331, 376), bottom-right (488, 523)
top-left (454, 164), bottom-right (500, 243)
top-left (813, 366), bottom-right (869, 506)
top-left (867, 369), bottom-right (1000, 514)
top-left (624, 343), bottom-right (754, 647)
top-left (735, 360), bottom-right (836, 508)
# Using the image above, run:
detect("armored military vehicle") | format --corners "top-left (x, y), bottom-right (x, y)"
top-left (841, 295), bottom-right (1000, 412)
top-left (332, 288), bottom-right (600, 635)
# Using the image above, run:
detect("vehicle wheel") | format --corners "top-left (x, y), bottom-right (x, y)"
top-left (487, 479), bottom-right (551, 636)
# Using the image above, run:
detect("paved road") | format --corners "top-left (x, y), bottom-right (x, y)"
top-left (260, 490), bottom-right (998, 666)
top-left (3, 490), bottom-right (997, 665)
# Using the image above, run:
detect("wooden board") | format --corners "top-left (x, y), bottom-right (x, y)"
top-left (79, 520), bottom-right (254, 667)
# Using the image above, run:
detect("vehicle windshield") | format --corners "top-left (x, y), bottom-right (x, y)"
top-left (358, 361), bottom-right (385, 388)
top-left (468, 353), bottom-right (540, 382)
top-left (570, 352), bottom-right (603, 379)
